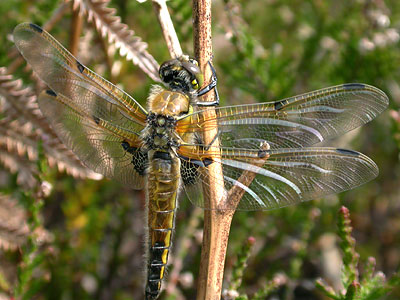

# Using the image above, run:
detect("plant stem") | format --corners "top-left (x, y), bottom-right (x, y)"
top-left (152, 0), bottom-right (183, 58)
top-left (69, 3), bottom-right (83, 56)
top-left (193, 3), bottom-right (270, 299)
top-left (193, 1), bottom-right (233, 299)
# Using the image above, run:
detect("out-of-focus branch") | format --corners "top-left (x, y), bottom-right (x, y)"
top-left (69, 3), bottom-right (84, 56)
top-left (165, 207), bottom-right (202, 298)
top-left (152, 0), bottom-right (182, 58)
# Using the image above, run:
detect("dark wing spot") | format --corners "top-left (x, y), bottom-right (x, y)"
top-left (121, 142), bottom-right (148, 175)
top-left (203, 158), bottom-right (213, 167)
top-left (29, 23), bottom-right (43, 33)
top-left (132, 151), bottom-right (148, 176)
top-left (76, 61), bottom-right (85, 73)
top-left (343, 83), bottom-right (365, 90)
top-left (92, 115), bottom-right (100, 124)
top-left (180, 156), bottom-right (214, 186)
top-left (258, 149), bottom-right (269, 158)
top-left (179, 155), bottom-right (213, 167)
top-left (180, 158), bottom-right (199, 186)
top-left (121, 141), bottom-right (130, 151)
top-left (274, 100), bottom-right (286, 111)
top-left (45, 89), bottom-right (57, 97)
top-left (336, 148), bottom-right (360, 156)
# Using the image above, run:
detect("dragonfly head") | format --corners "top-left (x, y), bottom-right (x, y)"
top-left (159, 55), bottom-right (204, 95)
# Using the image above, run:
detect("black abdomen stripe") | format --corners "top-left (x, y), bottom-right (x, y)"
top-left (146, 154), bottom-right (180, 299)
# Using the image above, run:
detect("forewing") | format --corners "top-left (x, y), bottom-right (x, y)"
top-left (13, 23), bottom-right (148, 134)
top-left (179, 146), bottom-right (378, 210)
top-left (177, 84), bottom-right (388, 149)
top-left (38, 90), bottom-right (146, 188)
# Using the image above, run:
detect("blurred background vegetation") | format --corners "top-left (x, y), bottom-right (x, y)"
top-left (0, 0), bottom-right (399, 299)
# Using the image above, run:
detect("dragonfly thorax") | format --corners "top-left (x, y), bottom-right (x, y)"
top-left (143, 84), bottom-right (192, 151)
top-left (142, 112), bottom-right (180, 150)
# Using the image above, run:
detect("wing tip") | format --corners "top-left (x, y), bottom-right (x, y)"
top-left (29, 23), bottom-right (43, 33)
top-left (342, 83), bottom-right (389, 107)
top-left (45, 89), bottom-right (57, 97)
top-left (76, 61), bottom-right (85, 73)
top-left (342, 83), bottom-right (366, 90)
top-left (335, 148), bottom-right (360, 156)
top-left (335, 148), bottom-right (378, 173)
top-left (274, 100), bottom-right (286, 111)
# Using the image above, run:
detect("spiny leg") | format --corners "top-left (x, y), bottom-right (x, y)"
top-left (196, 61), bottom-right (220, 106)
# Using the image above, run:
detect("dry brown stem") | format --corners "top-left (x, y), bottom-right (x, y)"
top-left (165, 207), bottom-right (202, 298)
top-left (193, 2), bottom-right (270, 299)
top-left (193, 1), bottom-right (232, 300)
top-left (69, 4), bottom-right (84, 56)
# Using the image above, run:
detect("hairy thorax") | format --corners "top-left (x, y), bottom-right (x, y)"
top-left (141, 85), bottom-right (191, 151)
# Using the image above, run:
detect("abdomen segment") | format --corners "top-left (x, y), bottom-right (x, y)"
top-left (145, 152), bottom-right (181, 299)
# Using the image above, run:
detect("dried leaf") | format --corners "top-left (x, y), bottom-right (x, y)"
top-left (72, 0), bottom-right (161, 81)
top-left (0, 68), bottom-right (103, 185)
top-left (0, 194), bottom-right (32, 250)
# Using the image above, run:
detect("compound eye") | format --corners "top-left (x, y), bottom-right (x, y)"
top-left (181, 61), bottom-right (203, 89)
top-left (181, 61), bottom-right (200, 76)
top-left (159, 58), bottom-right (181, 81)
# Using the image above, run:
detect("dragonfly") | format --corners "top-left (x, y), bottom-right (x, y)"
top-left (13, 23), bottom-right (388, 300)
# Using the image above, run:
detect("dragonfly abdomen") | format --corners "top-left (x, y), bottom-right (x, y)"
top-left (145, 151), bottom-right (181, 299)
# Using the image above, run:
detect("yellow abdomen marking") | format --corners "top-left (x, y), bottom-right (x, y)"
top-left (145, 153), bottom-right (181, 299)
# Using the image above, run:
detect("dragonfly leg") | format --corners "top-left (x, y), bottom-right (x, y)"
top-left (196, 61), bottom-right (220, 106)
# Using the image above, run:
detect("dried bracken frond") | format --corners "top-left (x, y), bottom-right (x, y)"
top-left (0, 68), bottom-right (44, 130)
top-left (0, 68), bottom-right (103, 185)
top-left (0, 194), bottom-right (31, 250)
top-left (0, 193), bottom-right (52, 251)
top-left (72, 0), bottom-right (161, 81)
top-left (0, 144), bottom-right (37, 188)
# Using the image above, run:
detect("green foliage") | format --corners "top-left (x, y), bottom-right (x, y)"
top-left (316, 206), bottom-right (400, 300)
top-left (229, 237), bottom-right (256, 292)
top-left (14, 144), bottom-right (47, 300)
top-left (169, 0), bottom-right (194, 46)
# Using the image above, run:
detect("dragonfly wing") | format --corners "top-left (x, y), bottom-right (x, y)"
top-left (179, 146), bottom-right (378, 210)
top-left (13, 23), bottom-right (148, 133)
top-left (177, 84), bottom-right (388, 149)
top-left (38, 90), bottom-right (146, 189)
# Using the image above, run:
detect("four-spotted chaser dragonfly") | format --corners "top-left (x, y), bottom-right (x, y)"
top-left (13, 23), bottom-right (388, 299)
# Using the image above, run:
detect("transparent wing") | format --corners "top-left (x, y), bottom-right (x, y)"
top-left (13, 23), bottom-right (148, 134)
top-left (14, 23), bottom-right (149, 188)
top-left (177, 84), bottom-right (388, 149)
top-left (178, 145), bottom-right (378, 210)
top-left (38, 90), bottom-right (146, 189)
